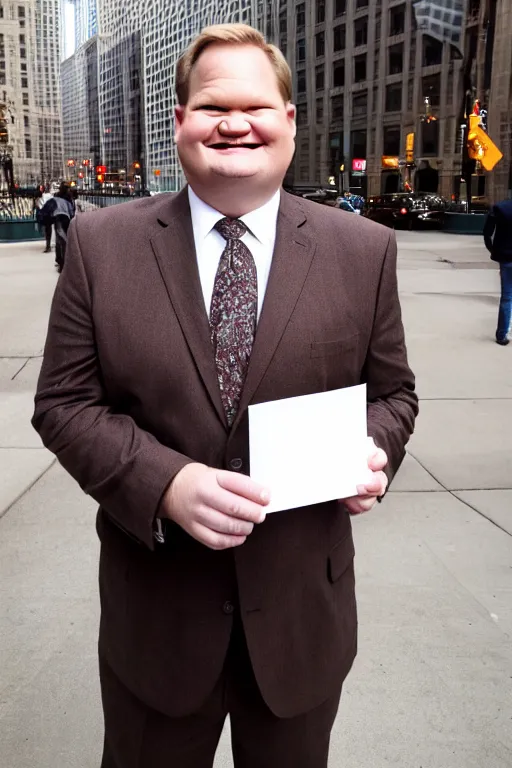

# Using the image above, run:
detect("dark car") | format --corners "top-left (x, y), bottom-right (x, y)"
top-left (363, 193), bottom-right (447, 229)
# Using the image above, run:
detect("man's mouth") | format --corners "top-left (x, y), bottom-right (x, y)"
top-left (207, 142), bottom-right (263, 150)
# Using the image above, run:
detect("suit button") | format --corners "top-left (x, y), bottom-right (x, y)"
top-left (223, 601), bottom-right (235, 615)
top-left (229, 458), bottom-right (243, 471)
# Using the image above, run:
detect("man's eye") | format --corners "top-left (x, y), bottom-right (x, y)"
top-left (197, 105), bottom-right (228, 113)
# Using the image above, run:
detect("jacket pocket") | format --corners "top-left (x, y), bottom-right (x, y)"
top-left (327, 534), bottom-right (355, 583)
top-left (310, 334), bottom-right (359, 359)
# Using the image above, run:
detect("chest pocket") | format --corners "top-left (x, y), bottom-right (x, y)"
top-left (310, 333), bottom-right (359, 359)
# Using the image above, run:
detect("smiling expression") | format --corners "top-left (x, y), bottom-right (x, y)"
top-left (175, 44), bottom-right (296, 194)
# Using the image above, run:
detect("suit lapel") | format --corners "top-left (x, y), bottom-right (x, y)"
top-left (235, 193), bottom-right (315, 427)
top-left (149, 188), bottom-right (227, 428)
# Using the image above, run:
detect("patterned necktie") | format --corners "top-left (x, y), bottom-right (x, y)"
top-left (210, 218), bottom-right (258, 427)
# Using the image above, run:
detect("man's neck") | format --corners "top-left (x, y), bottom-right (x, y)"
top-left (187, 182), bottom-right (281, 219)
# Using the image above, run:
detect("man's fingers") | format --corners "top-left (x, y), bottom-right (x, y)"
top-left (216, 470), bottom-right (270, 506)
top-left (357, 470), bottom-right (388, 497)
top-left (192, 523), bottom-right (247, 550)
top-left (197, 508), bottom-right (255, 537)
top-left (368, 447), bottom-right (388, 472)
top-left (344, 495), bottom-right (378, 515)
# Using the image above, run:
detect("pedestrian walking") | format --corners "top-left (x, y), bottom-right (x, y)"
top-left (483, 199), bottom-right (512, 345)
top-left (40, 182), bottom-right (75, 272)
top-left (34, 186), bottom-right (54, 252)
top-left (32, 23), bottom-right (417, 767)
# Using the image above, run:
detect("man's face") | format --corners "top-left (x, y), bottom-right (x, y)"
top-left (175, 44), bottom-right (296, 193)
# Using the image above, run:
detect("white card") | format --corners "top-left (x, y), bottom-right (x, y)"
top-left (249, 384), bottom-right (371, 513)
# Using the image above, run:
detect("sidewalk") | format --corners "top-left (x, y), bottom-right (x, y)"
top-left (1, 235), bottom-right (511, 767)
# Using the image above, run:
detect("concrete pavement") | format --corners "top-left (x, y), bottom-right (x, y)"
top-left (1, 233), bottom-right (511, 767)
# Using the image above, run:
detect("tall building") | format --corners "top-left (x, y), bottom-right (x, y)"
top-left (283, 0), bottom-right (511, 203)
top-left (34, 0), bottom-right (64, 182)
top-left (69, 0), bottom-right (98, 49)
top-left (0, 0), bottom-right (63, 186)
top-left (61, 36), bottom-right (100, 176)
top-left (0, 0), bottom-right (41, 186)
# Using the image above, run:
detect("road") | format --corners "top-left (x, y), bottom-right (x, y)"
top-left (1, 232), bottom-right (511, 767)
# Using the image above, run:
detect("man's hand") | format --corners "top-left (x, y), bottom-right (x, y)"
top-left (160, 463), bottom-right (270, 550)
top-left (341, 438), bottom-right (388, 515)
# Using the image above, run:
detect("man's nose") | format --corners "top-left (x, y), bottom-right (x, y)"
top-left (217, 114), bottom-right (251, 136)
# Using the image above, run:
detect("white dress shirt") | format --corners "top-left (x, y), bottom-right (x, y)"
top-left (188, 186), bottom-right (280, 321)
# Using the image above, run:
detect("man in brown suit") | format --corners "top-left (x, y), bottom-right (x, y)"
top-left (33, 24), bottom-right (417, 768)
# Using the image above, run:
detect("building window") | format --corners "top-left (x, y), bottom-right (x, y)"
top-left (352, 91), bottom-right (368, 117)
top-left (333, 25), bottom-right (346, 52)
top-left (296, 3), bottom-right (305, 33)
top-left (375, 19), bottom-right (381, 41)
top-left (21, 77), bottom-right (28, 89)
top-left (19, 34), bottom-right (25, 44)
top-left (383, 126), bottom-right (401, 156)
top-left (25, 138), bottom-right (31, 157)
top-left (390, 4), bottom-right (405, 36)
top-left (316, 98), bottom-right (324, 122)
top-left (354, 17), bottom-right (368, 47)
top-left (296, 103), bottom-right (308, 127)
top-left (20, 62), bottom-right (27, 72)
top-left (316, 0), bottom-right (325, 24)
top-left (421, 120), bottom-right (439, 156)
top-left (22, 92), bottom-right (29, 105)
top-left (333, 59), bottom-right (345, 88)
top-left (0, 7), bottom-right (3, 18)
top-left (388, 43), bottom-right (403, 74)
top-left (316, 64), bottom-right (325, 90)
top-left (331, 94), bottom-right (344, 122)
top-left (356, 0), bottom-right (368, 9)
top-left (316, 31), bottom-right (325, 58)
top-left (297, 70), bottom-right (306, 94)
top-left (351, 129), bottom-right (366, 159)
top-left (354, 54), bottom-right (366, 83)
top-left (335, 0), bottom-right (346, 17)
top-left (296, 38), bottom-right (306, 63)
top-left (18, 5), bottom-right (26, 18)
top-left (423, 73), bottom-right (441, 107)
top-left (423, 36), bottom-right (443, 67)
top-left (385, 84), bottom-right (402, 112)
top-left (24, 115), bottom-right (29, 129)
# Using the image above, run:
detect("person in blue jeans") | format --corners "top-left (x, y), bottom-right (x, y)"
top-left (483, 199), bottom-right (512, 345)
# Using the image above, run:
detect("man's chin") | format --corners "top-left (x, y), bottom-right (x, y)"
top-left (210, 165), bottom-right (260, 180)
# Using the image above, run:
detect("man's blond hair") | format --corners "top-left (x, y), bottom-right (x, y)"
top-left (175, 23), bottom-right (292, 106)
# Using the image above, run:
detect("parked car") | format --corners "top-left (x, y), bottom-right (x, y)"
top-left (363, 193), bottom-right (447, 229)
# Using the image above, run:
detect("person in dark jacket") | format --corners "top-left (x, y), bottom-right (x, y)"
top-left (40, 182), bottom-right (75, 272)
top-left (483, 199), bottom-right (512, 345)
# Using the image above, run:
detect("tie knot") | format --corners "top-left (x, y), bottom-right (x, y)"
top-left (215, 217), bottom-right (247, 241)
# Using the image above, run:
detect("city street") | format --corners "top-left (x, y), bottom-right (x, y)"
top-left (1, 230), bottom-right (511, 767)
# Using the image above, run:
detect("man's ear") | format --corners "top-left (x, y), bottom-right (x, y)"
top-left (174, 105), bottom-right (185, 141)
top-left (287, 103), bottom-right (297, 139)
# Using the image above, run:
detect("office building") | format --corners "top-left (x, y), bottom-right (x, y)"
top-left (284, 0), bottom-right (511, 203)
top-left (34, 0), bottom-right (64, 182)
top-left (69, 0), bottom-right (98, 50)
top-left (61, 36), bottom-right (100, 179)
top-left (0, 0), bottom-right (41, 186)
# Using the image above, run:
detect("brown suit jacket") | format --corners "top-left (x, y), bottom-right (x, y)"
top-left (33, 188), bottom-right (417, 719)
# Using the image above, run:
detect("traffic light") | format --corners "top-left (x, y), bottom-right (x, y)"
top-left (467, 114), bottom-right (503, 171)
top-left (96, 173), bottom-right (104, 183)
top-left (96, 165), bottom-right (107, 174)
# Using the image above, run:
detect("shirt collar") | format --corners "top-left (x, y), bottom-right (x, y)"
top-left (188, 185), bottom-right (281, 245)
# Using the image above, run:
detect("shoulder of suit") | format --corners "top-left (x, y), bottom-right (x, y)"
top-left (74, 192), bottom-right (177, 234)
